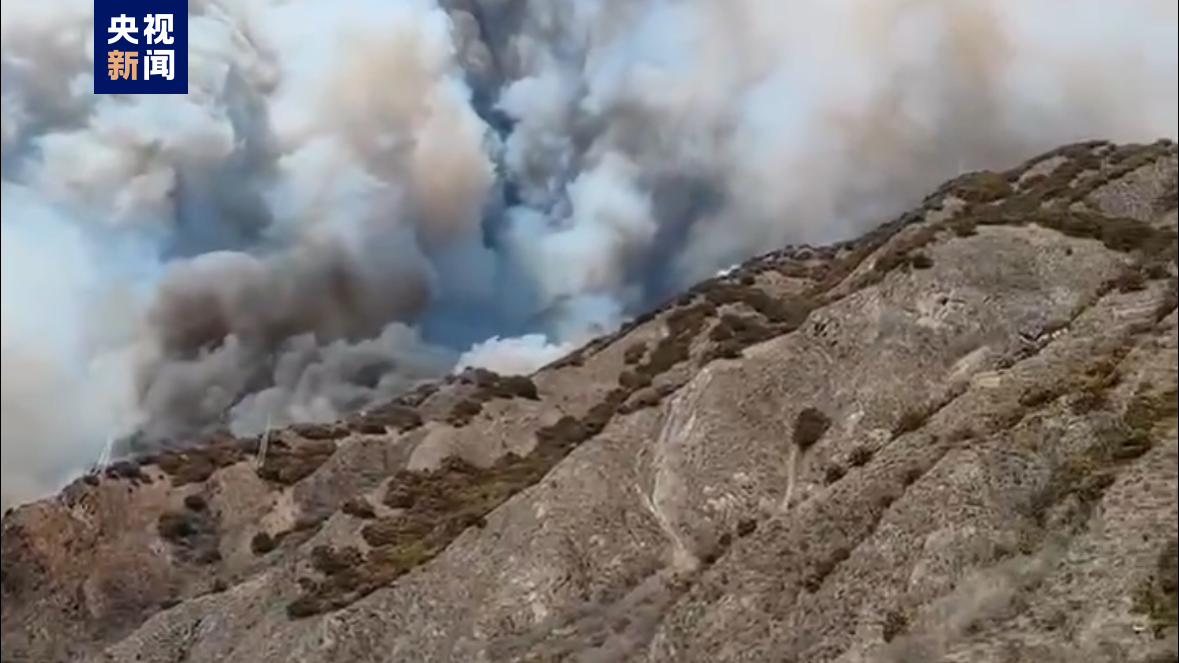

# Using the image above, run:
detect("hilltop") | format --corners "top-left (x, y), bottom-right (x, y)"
top-left (2, 139), bottom-right (1176, 663)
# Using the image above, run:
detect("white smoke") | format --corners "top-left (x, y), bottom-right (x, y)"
top-left (1, 0), bottom-right (1176, 506)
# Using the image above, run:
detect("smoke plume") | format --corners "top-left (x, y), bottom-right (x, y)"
top-left (1, 0), bottom-right (1176, 507)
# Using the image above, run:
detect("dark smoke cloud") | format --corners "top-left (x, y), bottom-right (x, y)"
top-left (1, 0), bottom-right (1176, 506)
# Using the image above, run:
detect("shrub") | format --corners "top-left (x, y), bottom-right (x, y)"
top-left (792, 407), bottom-right (832, 449)
top-left (848, 446), bottom-right (875, 467)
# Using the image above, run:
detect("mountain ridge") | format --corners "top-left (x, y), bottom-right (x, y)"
top-left (2, 138), bottom-right (1177, 663)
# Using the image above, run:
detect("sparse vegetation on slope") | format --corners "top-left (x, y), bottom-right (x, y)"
top-left (2, 140), bottom-right (1176, 662)
top-left (280, 141), bottom-right (1178, 619)
top-left (1133, 537), bottom-right (1179, 636)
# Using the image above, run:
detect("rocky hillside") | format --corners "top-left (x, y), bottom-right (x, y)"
top-left (2, 140), bottom-right (1177, 663)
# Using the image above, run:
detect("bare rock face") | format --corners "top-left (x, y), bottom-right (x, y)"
top-left (3, 140), bottom-right (1177, 663)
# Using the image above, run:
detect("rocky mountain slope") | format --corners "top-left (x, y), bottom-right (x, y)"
top-left (2, 140), bottom-right (1177, 663)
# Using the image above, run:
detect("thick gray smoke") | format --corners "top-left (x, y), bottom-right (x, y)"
top-left (2, 0), bottom-right (1176, 507)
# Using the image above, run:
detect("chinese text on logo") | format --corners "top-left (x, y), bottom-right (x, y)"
top-left (93, 0), bottom-right (188, 94)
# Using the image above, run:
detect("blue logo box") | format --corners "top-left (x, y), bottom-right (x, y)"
top-left (93, 0), bottom-right (188, 94)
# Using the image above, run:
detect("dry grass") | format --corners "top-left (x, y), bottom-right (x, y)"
top-left (43, 141), bottom-right (1173, 632)
top-left (157, 507), bottom-right (221, 565)
top-left (1133, 537), bottom-right (1179, 636)
top-left (255, 439), bottom-right (337, 485)
top-left (892, 404), bottom-right (937, 438)
top-left (442, 369), bottom-right (540, 427)
top-left (340, 497), bottom-right (377, 520)
top-left (146, 436), bottom-right (250, 487)
top-left (287, 454), bottom-right (552, 617)
top-left (0, 522), bottom-right (44, 600)
top-left (1024, 386), bottom-right (1169, 537)
top-left (348, 404), bottom-right (422, 435)
top-left (283, 140), bottom-right (1178, 618)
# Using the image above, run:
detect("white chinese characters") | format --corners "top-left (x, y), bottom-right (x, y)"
top-left (143, 14), bottom-right (174, 44)
top-left (107, 14), bottom-right (137, 44)
top-left (144, 50), bottom-right (175, 81)
top-left (105, 13), bottom-right (174, 45)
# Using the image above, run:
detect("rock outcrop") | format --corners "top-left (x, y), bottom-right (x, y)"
top-left (3, 139), bottom-right (1177, 663)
